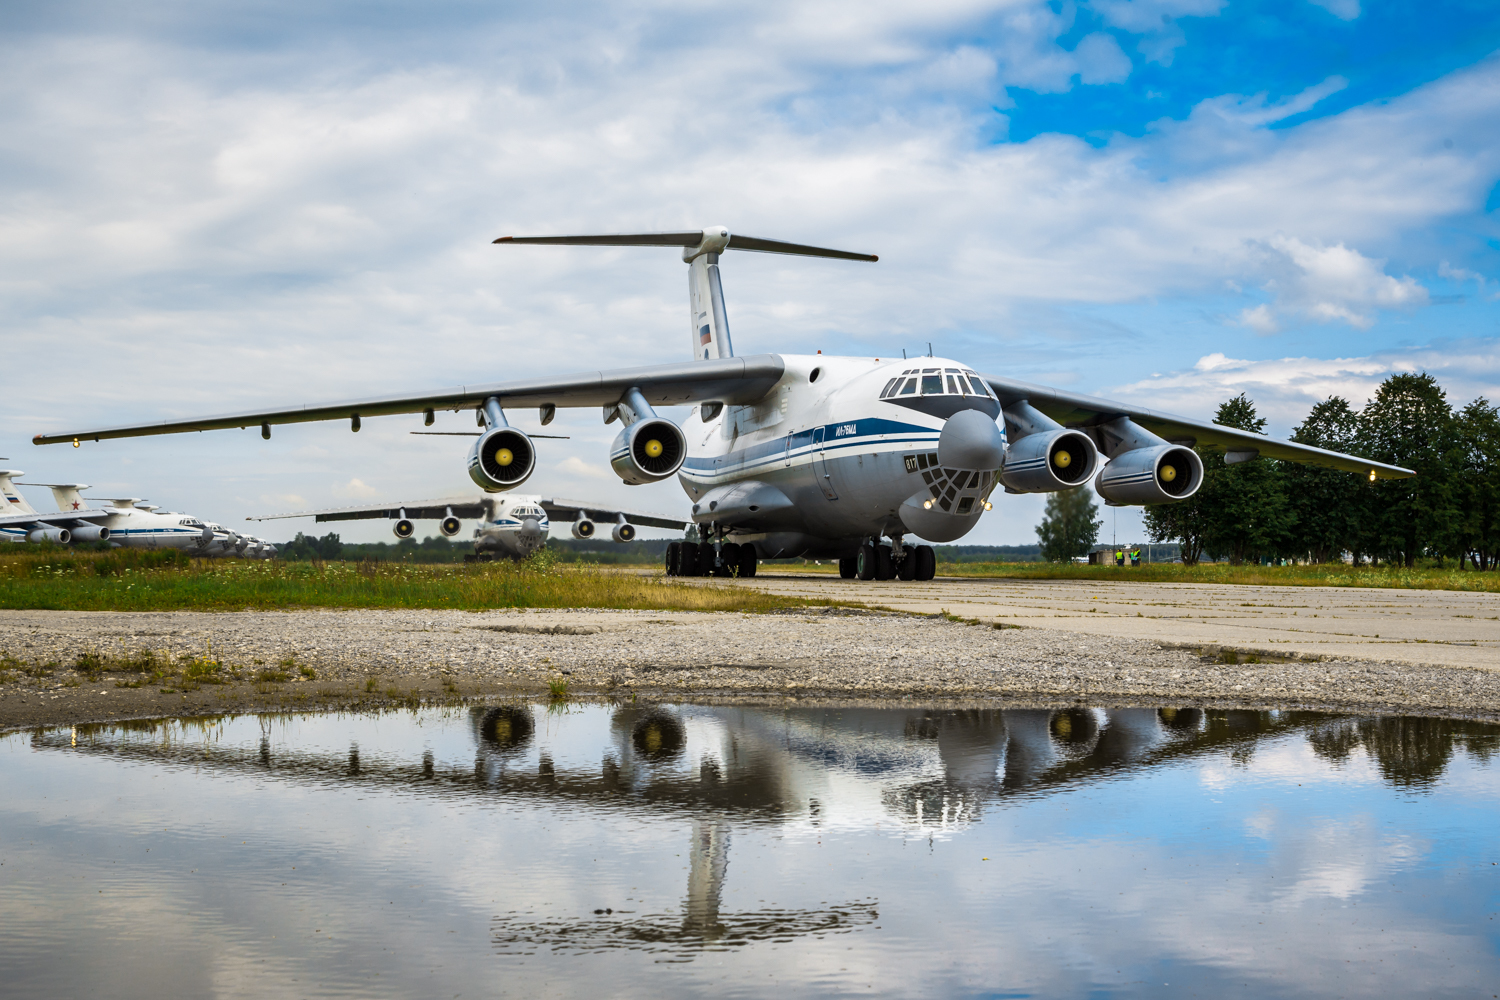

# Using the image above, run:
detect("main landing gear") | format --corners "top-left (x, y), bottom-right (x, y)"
top-left (839, 537), bottom-right (936, 581)
top-left (664, 539), bottom-right (757, 578)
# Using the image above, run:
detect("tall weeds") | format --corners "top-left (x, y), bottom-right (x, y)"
top-left (0, 548), bottom-right (832, 612)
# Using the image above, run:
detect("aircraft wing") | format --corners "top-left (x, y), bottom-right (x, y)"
top-left (33, 355), bottom-right (786, 445)
top-left (247, 498), bottom-right (490, 523)
top-left (539, 497), bottom-right (689, 530)
top-left (979, 374), bottom-right (1414, 479)
top-left (0, 509), bottom-right (113, 528)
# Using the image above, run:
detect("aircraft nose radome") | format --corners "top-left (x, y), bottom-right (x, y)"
top-left (937, 409), bottom-right (1007, 471)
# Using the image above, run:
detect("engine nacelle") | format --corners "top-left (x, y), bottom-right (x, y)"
top-left (610, 418), bottom-right (686, 485)
top-left (1095, 445), bottom-right (1204, 505)
top-left (999, 429), bottom-right (1098, 493)
top-left (28, 526), bottom-right (71, 544)
top-left (439, 515), bottom-right (462, 537)
top-left (571, 518), bottom-right (596, 540)
top-left (70, 525), bottom-right (110, 543)
top-left (468, 427), bottom-right (536, 491)
top-left (393, 518), bottom-right (415, 539)
top-left (611, 520), bottom-right (636, 543)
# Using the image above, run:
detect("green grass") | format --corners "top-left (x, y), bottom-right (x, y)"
top-left (935, 560), bottom-right (1500, 592)
top-left (0, 547), bottom-right (839, 612)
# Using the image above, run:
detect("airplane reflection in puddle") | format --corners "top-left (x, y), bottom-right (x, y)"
top-left (35, 705), bottom-right (1496, 960)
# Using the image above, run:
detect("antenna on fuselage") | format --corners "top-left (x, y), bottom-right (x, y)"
top-left (493, 227), bottom-right (877, 363)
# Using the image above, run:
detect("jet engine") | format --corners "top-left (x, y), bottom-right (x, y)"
top-left (999, 429), bottom-right (1098, 493)
top-left (611, 518), bottom-right (636, 543)
top-left (1095, 444), bottom-right (1203, 505)
top-left (610, 418), bottom-right (686, 485)
top-left (439, 512), bottom-right (462, 537)
top-left (468, 427), bottom-right (536, 491)
top-left (69, 525), bottom-right (110, 543)
top-left (571, 518), bottom-right (596, 540)
top-left (393, 518), bottom-right (415, 539)
top-left (28, 526), bottom-right (71, 544)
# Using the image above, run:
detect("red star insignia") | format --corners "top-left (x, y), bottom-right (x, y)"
top-left (72, 501), bottom-right (81, 509)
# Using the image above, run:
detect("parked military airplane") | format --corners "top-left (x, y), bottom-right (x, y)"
top-left (0, 470), bottom-right (273, 557)
top-left (34, 226), bottom-right (1413, 581)
top-left (250, 492), bottom-right (687, 562)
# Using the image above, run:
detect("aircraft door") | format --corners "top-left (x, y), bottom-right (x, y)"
top-left (812, 426), bottom-right (838, 500)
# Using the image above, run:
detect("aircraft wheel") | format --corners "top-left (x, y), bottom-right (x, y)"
top-left (665, 541), bottom-right (681, 576)
top-left (737, 545), bottom-right (758, 578)
top-left (875, 544), bottom-right (895, 580)
top-left (716, 543), bottom-right (741, 577)
top-left (897, 549), bottom-right (916, 580)
top-left (856, 542), bottom-right (877, 580)
top-left (696, 543), bottom-right (718, 577)
top-left (678, 541), bottom-right (699, 576)
top-left (914, 545), bottom-right (937, 581)
top-left (838, 556), bottom-right (857, 579)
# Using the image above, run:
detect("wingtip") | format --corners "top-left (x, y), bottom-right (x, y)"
top-left (492, 236), bottom-right (512, 244)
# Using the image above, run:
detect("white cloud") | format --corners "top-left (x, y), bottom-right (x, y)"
top-left (1112, 340), bottom-right (1500, 432)
top-left (1256, 234), bottom-right (1427, 329)
top-left (1308, 0), bottom-right (1361, 21)
top-left (1236, 303), bottom-right (1279, 335)
top-left (1072, 33), bottom-right (1132, 86)
top-left (558, 456), bottom-right (611, 479)
top-left (336, 478), bottom-right (382, 498)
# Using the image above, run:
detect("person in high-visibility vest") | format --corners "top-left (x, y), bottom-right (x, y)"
top-left (1130, 548), bottom-right (1141, 567)
top-left (1115, 549), bottom-right (1124, 566)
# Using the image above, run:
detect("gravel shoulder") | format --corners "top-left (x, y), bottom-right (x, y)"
top-left (4, 606), bottom-right (1500, 731)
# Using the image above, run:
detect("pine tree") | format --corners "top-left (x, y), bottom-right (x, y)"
top-left (1197, 394), bottom-right (1295, 564)
top-left (1285, 397), bottom-right (1364, 563)
top-left (1357, 373), bottom-right (1457, 567)
top-left (1035, 486), bottom-right (1102, 563)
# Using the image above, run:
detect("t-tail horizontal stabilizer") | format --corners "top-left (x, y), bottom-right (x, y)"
top-left (494, 226), bottom-right (878, 362)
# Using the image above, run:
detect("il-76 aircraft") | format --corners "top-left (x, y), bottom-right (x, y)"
top-left (249, 492), bottom-right (688, 562)
top-left (33, 226), bottom-right (1413, 581)
top-left (0, 470), bottom-right (274, 557)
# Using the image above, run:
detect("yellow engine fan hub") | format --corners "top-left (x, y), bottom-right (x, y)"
top-left (1160, 464), bottom-right (1177, 483)
top-left (1053, 450), bottom-right (1072, 469)
top-left (643, 438), bottom-right (664, 459)
top-left (493, 447), bottom-right (514, 467)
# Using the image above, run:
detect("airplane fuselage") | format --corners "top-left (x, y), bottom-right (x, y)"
top-left (471, 495), bottom-right (551, 559)
top-left (678, 354), bottom-right (1002, 558)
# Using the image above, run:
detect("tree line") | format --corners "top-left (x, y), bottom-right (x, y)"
top-left (1035, 372), bottom-right (1500, 568)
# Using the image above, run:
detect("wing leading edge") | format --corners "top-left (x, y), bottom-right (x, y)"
top-left (250, 496), bottom-right (688, 531)
top-left (980, 374), bottom-right (1414, 479)
top-left (34, 355), bottom-right (785, 446)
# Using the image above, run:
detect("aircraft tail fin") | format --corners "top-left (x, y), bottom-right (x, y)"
top-left (24, 483), bottom-right (92, 512)
top-left (0, 471), bottom-right (37, 515)
top-left (492, 227), bottom-right (876, 362)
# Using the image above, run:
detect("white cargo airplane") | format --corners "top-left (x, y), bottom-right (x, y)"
top-left (0, 471), bottom-right (274, 557)
top-left (249, 492), bottom-right (688, 561)
top-left (34, 226), bottom-right (1413, 581)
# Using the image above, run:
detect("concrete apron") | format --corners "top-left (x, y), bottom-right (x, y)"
top-left (725, 574), bottom-right (1500, 670)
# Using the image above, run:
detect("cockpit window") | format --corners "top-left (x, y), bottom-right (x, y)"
top-left (921, 374), bottom-right (943, 394)
top-left (899, 378), bottom-right (917, 395)
top-left (881, 377), bottom-right (900, 398)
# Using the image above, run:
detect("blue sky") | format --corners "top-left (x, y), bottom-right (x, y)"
top-left (2, 0), bottom-right (1498, 544)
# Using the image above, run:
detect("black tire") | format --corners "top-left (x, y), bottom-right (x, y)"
top-left (875, 544), bottom-right (895, 580)
top-left (665, 541), bottom-right (681, 576)
top-left (717, 542), bottom-right (741, 577)
top-left (897, 548), bottom-right (916, 580)
top-left (838, 556), bottom-right (857, 579)
top-left (696, 542), bottom-right (718, 577)
top-left (914, 544), bottom-right (937, 581)
top-left (856, 542), bottom-right (877, 580)
top-left (678, 541), bottom-right (699, 577)
top-left (737, 544), bottom-right (758, 578)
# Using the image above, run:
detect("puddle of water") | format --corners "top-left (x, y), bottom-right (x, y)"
top-left (2, 704), bottom-right (1498, 998)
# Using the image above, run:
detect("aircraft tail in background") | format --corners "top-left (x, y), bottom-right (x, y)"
top-left (0, 470), bottom-right (37, 515)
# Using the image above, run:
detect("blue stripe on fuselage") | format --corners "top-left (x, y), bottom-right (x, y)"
top-left (683, 417), bottom-right (940, 478)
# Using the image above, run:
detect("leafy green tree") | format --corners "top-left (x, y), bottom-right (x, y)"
top-left (1143, 493), bottom-right (1210, 565)
top-left (1284, 396), bottom-right (1365, 563)
top-left (1453, 398), bottom-right (1500, 570)
top-left (279, 531), bottom-right (344, 560)
top-left (1356, 373), bottom-right (1457, 566)
top-left (1035, 486), bottom-right (1102, 562)
top-left (1197, 394), bottom-right (1295, 564)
